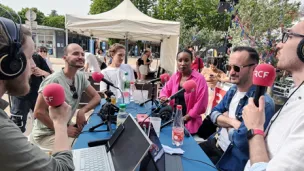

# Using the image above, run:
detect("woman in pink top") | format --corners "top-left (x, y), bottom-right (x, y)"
top-left (159, 49), bottom-right (208, 134)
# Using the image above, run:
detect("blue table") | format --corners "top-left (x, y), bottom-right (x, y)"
top-left (73, 101), bottom-right (216, 171)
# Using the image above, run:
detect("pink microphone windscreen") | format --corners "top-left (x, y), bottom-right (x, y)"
top-left (42, 83), bottom-right (65, 107)
top-left (183, 80), bottom-right (197, 93)
top-left (92, 72), bottom-right (104, 82)
top-left (160, 73), bottom-right (170, 84)
top-left (253, 64), bottom-right (276, 87)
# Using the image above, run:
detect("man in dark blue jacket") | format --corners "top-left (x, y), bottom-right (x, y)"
top-left (200, 46), bottom-right (275, 171)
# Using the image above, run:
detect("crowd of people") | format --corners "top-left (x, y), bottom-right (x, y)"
top-left (1, 13), bottom-right (304, 171)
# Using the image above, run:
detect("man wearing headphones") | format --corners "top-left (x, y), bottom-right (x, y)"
top-left (0, 17), bottom-right (74, 170)
top-left (242, 21), bottom-right (304, 170)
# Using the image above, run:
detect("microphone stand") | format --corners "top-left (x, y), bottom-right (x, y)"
top-left (139, 81), bottom-right (158, 113)
top-left (89, 85), bottom-right (119, 135)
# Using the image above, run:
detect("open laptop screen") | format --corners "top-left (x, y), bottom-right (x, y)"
top-left (110, 115), bottom-right (152, 171)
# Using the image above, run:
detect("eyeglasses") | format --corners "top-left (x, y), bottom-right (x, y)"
top-left (226, 64), bottom-right (255, 72)
top-left (282, 32), bottom-right (304, 43)
top-left (69, 85), bottom-right (78, 99)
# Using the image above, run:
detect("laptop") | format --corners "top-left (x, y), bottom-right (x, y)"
top-left (73, 114), bottom-right (152, 171)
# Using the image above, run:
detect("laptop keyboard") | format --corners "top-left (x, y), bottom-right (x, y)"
top-left (78, 146), bottom-right (111, 171)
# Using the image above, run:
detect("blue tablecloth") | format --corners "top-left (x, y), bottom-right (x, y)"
top-left (73, 101), bottom-right (216, 171)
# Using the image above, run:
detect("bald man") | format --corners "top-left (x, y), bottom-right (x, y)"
top-left (242, 21), bottom-right (304, 170)
top-left (31, 43), bottom-right (101, 150)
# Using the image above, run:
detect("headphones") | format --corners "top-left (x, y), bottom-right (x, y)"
top-left (297, 39), bottom-right (304, 63)
top-left (0, 15), bottom-right (27, 80)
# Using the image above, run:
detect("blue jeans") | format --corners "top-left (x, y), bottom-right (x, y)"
top-left (10, 96), bottom-right (36, 133)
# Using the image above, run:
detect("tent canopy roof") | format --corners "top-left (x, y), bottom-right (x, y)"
top-left (65, 0), bottom-right (180, 41)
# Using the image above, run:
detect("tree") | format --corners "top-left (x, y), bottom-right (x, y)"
top-left (179, 18), bottom-right (224, 50)
top-left (50, 10), bottom-right (58, 17)
top-left (90, 0), bottom-right (155, 15)
top-left (43, 15), bottom-right (65, 28)
top-left (0, 3), bottom-right (19, 23)
top-left (229, 0), bottom-right (299, 47)
top-left (152, 0), bottom-right (180, 21)
top-left (18, 7), bottom-right (45, 25)
top-left (152, 0), bottom-right (230, 31)
top-left (89, 0), bottom-right (121, 14)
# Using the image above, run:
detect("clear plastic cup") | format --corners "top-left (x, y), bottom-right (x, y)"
top-left (150, 117), bottom-right (162, 137)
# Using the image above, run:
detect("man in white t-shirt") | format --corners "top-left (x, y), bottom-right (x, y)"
top-left (242, 21), bottom-right (304, 171)
top-left (200, 47), bottom-right (275, 171)
top-left (84, 52), bottom-right (101, 73)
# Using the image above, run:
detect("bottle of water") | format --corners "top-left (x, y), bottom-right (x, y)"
top-left (172, 105), bottom-right (184, 146)
top-left (116, 104), bottom-right (128, 128)
top-left (123, 72), bottom-right (130, 104)
top-left (130, 81), bottom-right (136, 102)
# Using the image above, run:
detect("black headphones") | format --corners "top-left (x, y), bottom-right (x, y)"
top-left (296, 39), bottom-right (304, 63)
top-left (0, 16), bottom-right (27, 80)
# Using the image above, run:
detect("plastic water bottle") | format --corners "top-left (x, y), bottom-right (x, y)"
top-left (130, 81), bottom-right (136, 102)
top-left (172, 105), bottom-right (184, 146)
top-left (116, 104), bottom-right (128, 128)
top-left (123, 72), bottom-right (130, 104)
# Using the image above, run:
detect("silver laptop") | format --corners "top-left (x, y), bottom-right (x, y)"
top-left (73, 114), bottom-right (152, 171)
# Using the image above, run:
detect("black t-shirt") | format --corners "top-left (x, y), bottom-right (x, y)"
top-left (24, 53), bottom-right (52, 99)
top-left (174, 85), bottom-right (187, 116)
top-left (137, 57), bottom-right (150, 66)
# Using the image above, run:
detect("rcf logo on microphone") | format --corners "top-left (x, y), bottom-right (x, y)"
top-left (44, 96), bottom-right (54, 103)
top-left (254, 71), bottom-right (269, 78)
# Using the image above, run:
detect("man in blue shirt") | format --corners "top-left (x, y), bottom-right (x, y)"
top-left (200, 46), bottom-right (275, 171)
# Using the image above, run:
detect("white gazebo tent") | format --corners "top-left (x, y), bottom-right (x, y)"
top-left (65, 0), bottom-right (180, 73)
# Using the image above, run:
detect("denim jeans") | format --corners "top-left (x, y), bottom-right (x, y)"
top-left (10, 96), bottom-right (36, 133)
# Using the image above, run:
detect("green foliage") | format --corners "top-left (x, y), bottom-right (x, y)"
top-left (49, 10), bottom-right (58, 17)
top-left (89, 0), bottom-right (121, 14)
top-left (153, 0), bottom-right (230, 31)
top-left (228, 0), bottom-right (300, 51)
top-left (18, 7), bottom-right (45, 25)
top-left (43, 15), bottom-right (65, 28)
top-left (0, 3), bottom-right (20, 23)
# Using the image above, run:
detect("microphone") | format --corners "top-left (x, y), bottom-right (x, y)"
top-left (42, 83), bottom-right (65, 107)
top-left (253, 64), bottom-right (276, 107)
top-left (166, 80), bottom-right (197, 102)
top-left (147, 73), bottom-right (170, 84)
top-left (92, 72), bottom-right (118, 88)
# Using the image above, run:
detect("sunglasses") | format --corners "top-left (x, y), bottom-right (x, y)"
top-left (226, 63), bottom-right (255, 72)
top-left (282, 32), bottom-right (304, 43)
top-left (69, 85), bottom-right (78, 99)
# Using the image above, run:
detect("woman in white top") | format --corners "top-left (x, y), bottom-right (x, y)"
top-left (100, 43), bottom-right (135, 98)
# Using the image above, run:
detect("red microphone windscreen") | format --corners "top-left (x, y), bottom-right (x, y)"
top-left (92, 72), bottom-right (104, 82)
top-left (160, 73), bottom-right (170, 84)
top-left (183, 80), bottom-right (197, 93)
top-left (42, 83), bottom-right (65, 107)
top-left (253, 64), bottom-right (276, 87)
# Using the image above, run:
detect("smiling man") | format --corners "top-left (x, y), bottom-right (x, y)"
top-left (31, 43), bottom-right (101, 150)
top-left (242, 21), bottom-right (304, 171)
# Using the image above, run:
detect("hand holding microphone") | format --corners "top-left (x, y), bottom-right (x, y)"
top-left (252, 64), bottom-right (276, 107)
top-left (242, 64), bottom-right (276, 130)
top-left (42, 83), bottom-right (72, 125)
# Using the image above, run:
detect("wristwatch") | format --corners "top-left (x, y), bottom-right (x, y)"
top-left (247, 129), bottom-right (265, 140)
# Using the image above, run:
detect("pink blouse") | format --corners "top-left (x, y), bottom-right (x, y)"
top-left (160, 70), bottom-right (208, 134)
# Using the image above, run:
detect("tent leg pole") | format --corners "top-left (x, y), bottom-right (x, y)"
top-left (65, 29), bottom-right (68, 46)
top-left (125, 38), bottom-right (128, 64)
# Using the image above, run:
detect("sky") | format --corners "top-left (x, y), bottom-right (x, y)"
top-left (1, 0), bottom-right (91, 16)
